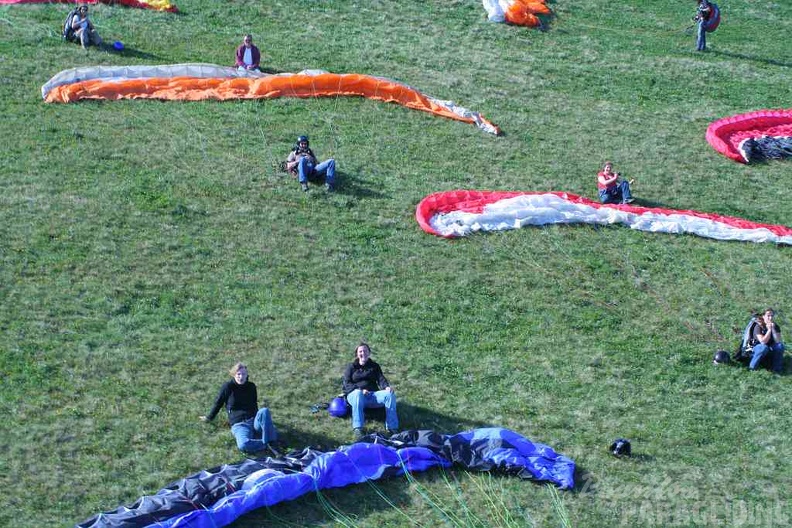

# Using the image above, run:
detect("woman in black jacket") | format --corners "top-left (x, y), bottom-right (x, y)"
top-left (343, 343), bottom-right (399, 438)
top-left (200, 362), bottom-right (278, 453)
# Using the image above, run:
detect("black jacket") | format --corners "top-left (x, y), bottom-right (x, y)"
top-left (205, 380), bottom-right (259, 425)
top-left (342, 359), bottom-right (390, 395)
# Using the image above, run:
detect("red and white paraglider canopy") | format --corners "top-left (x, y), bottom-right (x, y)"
top-left (416, 190), bottom-right (792, 244)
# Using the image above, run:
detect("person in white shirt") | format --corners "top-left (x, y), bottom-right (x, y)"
top-left (235, 34), bottom-right (261, 72)
top-left (71, 5), bottom-right (102, 50)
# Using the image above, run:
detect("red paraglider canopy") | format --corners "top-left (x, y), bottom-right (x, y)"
top-left (0, 0), bottom-right (177, 12)
top-left (706, 109), bottom-right (792, 163)
top-left (415, 190), bottom-right (792, 244)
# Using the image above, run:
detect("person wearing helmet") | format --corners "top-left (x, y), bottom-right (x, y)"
top-left (235, 34), bottom-right (261, 72)
top-left (342, 343), bottom-right (399, 439)
top-left (749, 308), bottom-right (785, 374)
top-left (70, 5), bottom-right (102, 50)
top-left (285, 135), bottom-right (337, 192)
top-left (693, 0), bottom-right (713, 52)
top-left (199, 362), bottom-right (281, 454)
top-left (597, 161), bottom-right (634, 205)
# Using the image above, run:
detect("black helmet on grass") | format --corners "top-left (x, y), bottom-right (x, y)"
top-left (609, 438), bottom-right (631, 457)
top-left (713, 350), bottom-right (731, 365)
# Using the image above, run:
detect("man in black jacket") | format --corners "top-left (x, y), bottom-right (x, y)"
top-left (343, 343), bottom-right (399, 438)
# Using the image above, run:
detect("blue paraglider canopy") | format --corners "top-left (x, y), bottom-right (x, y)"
top-left (76, 427), bottom-right (576, 528)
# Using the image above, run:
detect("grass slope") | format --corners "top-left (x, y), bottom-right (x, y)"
top-left (1, 0), bottom-right (791, 526)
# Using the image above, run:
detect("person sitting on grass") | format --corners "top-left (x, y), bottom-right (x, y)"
top-left (285, 135), bottom-right (337, 192)
top-left (749, 308), bottom-right (785, 374)
top-left (200, 362), bottom-right (281, 454)
top-left (70, 5), bottom-right (102, 50)
top-left (343, 343), bottom-right (399, 439)
top-left (597, 161), bottom-right (635, 205)
top-left (235, 34), bottom-right (261, 72)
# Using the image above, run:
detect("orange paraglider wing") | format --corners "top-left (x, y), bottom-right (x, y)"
top-left (42, 64), bottom-right (500, 135)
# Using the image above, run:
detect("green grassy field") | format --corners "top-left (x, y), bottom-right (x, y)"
top-left (1, 1), bottom-right (791, 526)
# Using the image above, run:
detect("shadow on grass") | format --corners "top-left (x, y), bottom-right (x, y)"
top-left (275, 424), bottom-right (341, 453)
top-left (308, 170), bottom-right (389, 199)
top-left (710, 50), bottom-right (792, 68)
top-left (333, 402), bottom-right (492, 436)
top-left (399, 402), bottom-right (492, 432)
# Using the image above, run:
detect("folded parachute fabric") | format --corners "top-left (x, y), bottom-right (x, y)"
top-left (75, 428), bottom-right (574, 528)
top-left (0, 0), bottom-right (177, 12)
top-left (482, 0), bottom-right (552, 27)
top-left (42, 64), bottom-right (500, 135)
top-left (416, 190), bottom-right (792, 244)
top-left (706, 109), bottom-right (792, 163)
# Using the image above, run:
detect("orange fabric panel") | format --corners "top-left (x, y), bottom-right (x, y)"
top-left (45, 72), bottom-right (499, 133)
top-left (505, 2), bottom-right (541, 27)
top-left (503, 0), bottom-right (551, 26)
top-left (524, 2), bottom-right (551, 15)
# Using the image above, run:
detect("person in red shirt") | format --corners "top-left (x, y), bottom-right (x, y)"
top-left (597, 161), bottom-right (635, 205)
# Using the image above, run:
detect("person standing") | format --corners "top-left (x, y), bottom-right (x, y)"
top-left (235, 34), bottom-right (261, 72)
top-left (342, 343), bottom-right (399, 439)
top-left (749, 309), bottom-right (785, 374)
top-left (597, 161), bottom-right (635, 205)
top-left (200, 362), bottom-right (279, 453)
top-left (693, 0), bottom-right (718, 52)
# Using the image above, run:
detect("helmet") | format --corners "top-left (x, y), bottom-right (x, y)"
top-left (328, 396), bottom-right (348, 418)
top-left (609, 438), bottom-right (631, 457)
top-left (713, 350), bottom-right (730, 365)
top-left (296, 135), bottom-right (309, 145)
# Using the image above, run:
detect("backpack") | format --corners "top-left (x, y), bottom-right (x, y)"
top-left (704, 3), bottom-right (721, 32)
top-left (734, 315), bottom-right (760, 363)
top-left (62, 9), bottom-right (78, 42)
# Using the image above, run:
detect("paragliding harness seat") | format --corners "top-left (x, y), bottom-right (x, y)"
top-left (734, 315), bottom-right (772, 367)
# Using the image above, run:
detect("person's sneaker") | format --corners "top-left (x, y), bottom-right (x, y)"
top-left (324, 182), bottom-right (334, 192)
top-left (353, 428), bottom-right (365, 440)
top-left (301, 182), bottom-right (309, 192)
top-left (623, 198), bottom-right (635, 204)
